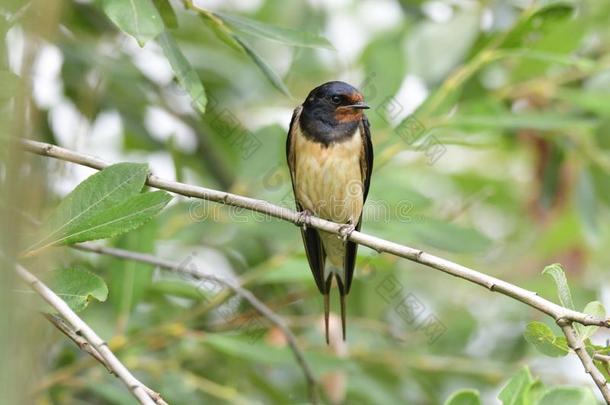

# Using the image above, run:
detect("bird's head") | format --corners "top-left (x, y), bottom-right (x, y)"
top-left (302, 81), bottom-right (369, 125)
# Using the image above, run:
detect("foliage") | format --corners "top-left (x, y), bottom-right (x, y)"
top-left (443, 365), bottom-right (600, 404)
top-left (45, 267), bottom-right (109, 312)
top-left (26, 163), bottom-right (171, 255)
top-left (494, 366), bottom-right (597, 405)
top-left (2, 0), bottom-right (610, 403)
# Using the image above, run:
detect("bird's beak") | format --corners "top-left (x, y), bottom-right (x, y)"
top-left (344, 102), bottom-right (370, 110)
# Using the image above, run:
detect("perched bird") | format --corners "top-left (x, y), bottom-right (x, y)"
top-left (286, 81), bottom-right (373, 343)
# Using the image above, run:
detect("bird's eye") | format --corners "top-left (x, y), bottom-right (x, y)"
top-left (331, 95), bottom-right (341, 104)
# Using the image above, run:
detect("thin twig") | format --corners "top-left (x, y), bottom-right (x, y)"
top-left (72, 243), bottom-right (319, 405)
top-left (594, 354), bottom-right (610, 380)
top-left (43, 313), bottom-right (115, 375)
top-left (15, 264), bottom-right (167, 405)
top-left (595, 354), bottom-right (610, 363)
top-left (42, 312), bottom-right (167, 404)
top-left (18, 139), bottom-right (610, 401)
top-left (560, 321), bottom-right (610, 402)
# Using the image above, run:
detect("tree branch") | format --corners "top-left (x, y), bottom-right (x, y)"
top-left (43, 312), bottom-right (115, 375)
top-left (560, 321), bottom-right (610, 402)
top-left (19, 138), bottom-right (610, 402)
top-left (19, 139), bottom-right (609, 326)
top-left (15, 264), bottom-right (167, 405)
top-left (595, 354), bottom-right (610, 363)
top-left (72, 243), bottom-right (319, 404)
top-left (42, 312), bottom-right (170, 404)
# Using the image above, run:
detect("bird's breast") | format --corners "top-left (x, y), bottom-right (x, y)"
top-left (294, 125), bottom-right (364, 225)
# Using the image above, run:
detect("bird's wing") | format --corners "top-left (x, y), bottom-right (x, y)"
top-left (286, 106), bottom-right (328, 294)
top-left (361, 115), bottom-right (374, 201)
top-left (343, 115), bottom-right (374, 294)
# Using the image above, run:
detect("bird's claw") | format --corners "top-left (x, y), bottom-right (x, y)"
top-left (296, 210), bottom-right (312, 231)
top-left (338, 223), bottom-right (356, 242)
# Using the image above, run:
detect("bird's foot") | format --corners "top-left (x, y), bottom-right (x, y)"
top-left (338, 223), bottom-right (356, 242)
top-left (296, 209), bottom-right (312, 231)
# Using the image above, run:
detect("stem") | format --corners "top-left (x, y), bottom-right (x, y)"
top-left (560, 321), bottom-right (610, 402)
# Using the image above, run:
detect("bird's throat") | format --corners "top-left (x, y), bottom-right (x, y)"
top-left (299, 109), bottom-right (360, 146)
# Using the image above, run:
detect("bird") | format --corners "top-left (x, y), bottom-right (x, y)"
top-left (286, 81), bottom-right (373, 343)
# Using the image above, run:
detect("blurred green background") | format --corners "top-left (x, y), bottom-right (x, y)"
top-left (2, 0), bottom-right (610, 404)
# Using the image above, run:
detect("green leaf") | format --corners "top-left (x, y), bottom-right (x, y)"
top-left (407, 219), bottom-right (492, 254)
top-left (540, 143), bottom-right (565, 210)
top-left (101, 0), bottom-right (164, 46)
top-left (149, 279), bottom-right (207, 300)
top-left (213, 12), bottom-right (334, 49)
top-left (444, 389), bottom-right (481, 405)
top-left (594, 351), bottom-right (610, 382)
top-left (47, 268), bottom-right (108, 312)
top-left (197, 10), bottom-right (244, 52)
top-left (29, 163), bottom-right (149, 253)
top-left (442, 113), bottom-right (597, 131)
top-left (524, 380), bottom-right (547, 405)
top-left (523, 321), bottom-right (569, 357)
top-left (495, 49), bottom-right (594, 70)
top-left (194, 8), bottom-right (291, 96)
top-left (556, 88), bottom-right (610, 117)
top-left (537, 386), bottom-right (597, 405)
top-left (204, 334), bottom-right (344, 374)
top-left (109, 221), bottom-right (157, 318)
top-left (234, 35), bottom-right (291, 97)
top-left (151, 0), bottom-right (177, 29)
top-left (498, 366), bottom-right (535, 405)
top-left (542, 263), bottom-right (575, 310)
top-left (60, 190), bottom-right (172, 245)
top-left (158, 31), bottom-right (207, 114)
top-left (205, 334), bottom-right (295, 365)
top-left (500, 1), bottom-right (575, 49)
top-left (580, 301), bottom-right (606, 340)
top-left (506, 12), bottom-right (586, 81)
top-left (256, 256), bottom-right (312, 284)
top-left (575, 168), bottom-right (600, 246)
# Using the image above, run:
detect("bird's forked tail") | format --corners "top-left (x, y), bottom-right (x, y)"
top-left (323, 273), bottom-right (347, 344)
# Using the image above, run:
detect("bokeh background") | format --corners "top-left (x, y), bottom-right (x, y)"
top-left (2, 0), bottom-right (610, 404)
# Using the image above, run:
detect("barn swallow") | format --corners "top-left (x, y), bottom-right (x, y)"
top-left (286, 81), bottom-right (373, 343)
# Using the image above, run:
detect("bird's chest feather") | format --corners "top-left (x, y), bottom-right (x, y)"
top-left (294, 127), bottom-right (363, 223)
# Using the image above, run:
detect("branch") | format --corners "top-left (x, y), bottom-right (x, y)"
top-left (19, 138), bottom-right (610, 401)
top-left (15, 264), bottom-right (167, 405)
top-left (72, 243), bottom-right (319, 405)
top-left (42, 312), bottom-right (169, 404)
top-left (19, 139), bottom-right (609, 326)
top-left (560, 321), bottom-right (610, 402)
top-left (43, 313), bottom-right (115, 375)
